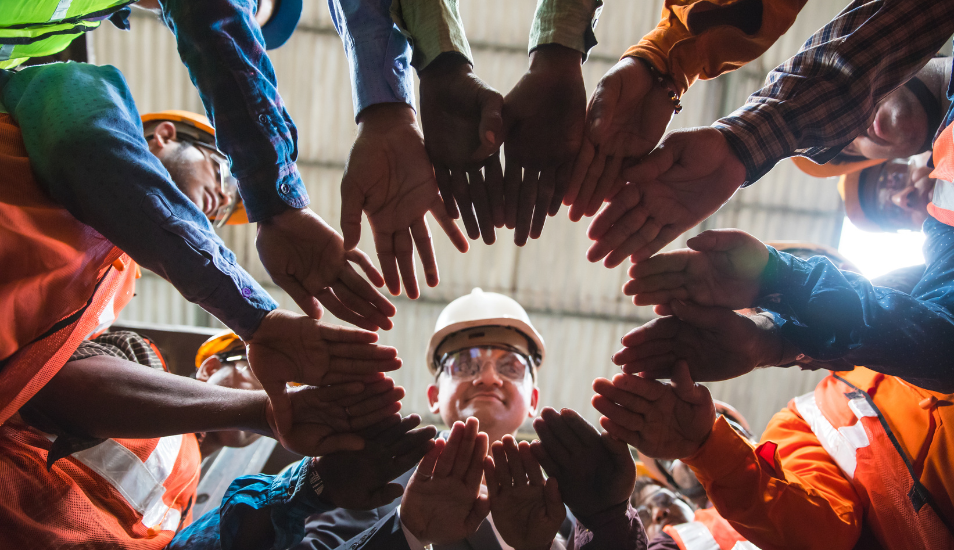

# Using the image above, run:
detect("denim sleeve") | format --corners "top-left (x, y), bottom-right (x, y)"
top-left (168, 458), bottom-right (336, 550)
top-left (327, 0), bottom-right (415, 120)
top-left (158, 0), bottom-right (308, 222)
top-left (758, 216), bottom-right (954, 392)
top-left (0, 63), bottom-right (276, 340)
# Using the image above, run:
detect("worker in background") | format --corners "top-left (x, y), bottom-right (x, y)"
top-left (0, 0), bottom-right (402, 435)
top-left (592, 319), bottom-right (954, 550)
top-left (631, 477), bottom-right (694, 544)
top-left (1, 322), bottom-right (431, 550)
top-left (0, 102), bottom-right (401, 462)
top-left (296, 288), bottom-right (645, 549)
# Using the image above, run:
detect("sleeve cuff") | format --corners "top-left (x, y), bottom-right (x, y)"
top-left (682, 416), bottom-right (757, 486)
top-left (390, 0), bottom-right (473, 70)
top-left (529, 0), bottom-right (602, 59)
top-left (237, 164), bottom-right (309, 222)
top-left (396, 508), bottom-right (428, 550)
top-left (713, 104), bottom-right (799, 186)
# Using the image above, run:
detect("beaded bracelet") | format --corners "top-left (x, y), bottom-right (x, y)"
top-left (641, 58), bottom-right (683, 114)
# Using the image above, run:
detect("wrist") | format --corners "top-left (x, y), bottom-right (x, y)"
top-left (529, 43), bottom-right (582, 74)
top-left (419, 52), bottom-right (472, 80)
top-left (356, 102), bottom-right (417, 130)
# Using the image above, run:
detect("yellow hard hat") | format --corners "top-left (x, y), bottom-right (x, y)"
top-left (792, 155), bottom-right (886, 178)
top-left (194, 332), bottom-right (245, 370)
top-left (140, 110), bottom-right (248, 227)
top-left (426, 288), bottom-right (545, 375)
top-left (766, 240), bottom-right (862, 273)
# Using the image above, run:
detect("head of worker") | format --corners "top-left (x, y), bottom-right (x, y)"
top-left (839, 151), bottom-right (935, 233)
top-left (631, 476), bottom-right (695, 540)
top-left (142, 111), bottom-right (248, 228)
top-left (635, 400), bottom-right (754, 510)
top-left (426, 288), bottom-right (544, 444)
top-left (134, 0), bottom-right (301, 49)
top-left (194, 332), bottom-right (263, 450)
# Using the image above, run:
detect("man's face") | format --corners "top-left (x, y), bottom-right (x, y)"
top-left (861, 152), bottom-right (935, 231)
top-left (147, 121), bottom-right (232, 218)
top-left (843, 83), bottom-right (929, 160)
top-left (632, 479), bottom-right (695, 540)
top-left (427, 347), bottom-right (539, 443)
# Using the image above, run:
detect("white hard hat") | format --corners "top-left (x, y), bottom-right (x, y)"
top-left (426, 288), bottom-right (545, 374)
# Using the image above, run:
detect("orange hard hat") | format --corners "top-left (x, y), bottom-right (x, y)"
top-left (194, 332), bottom-right (244, 370)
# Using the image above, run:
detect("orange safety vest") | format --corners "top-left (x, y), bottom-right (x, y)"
top-left (0, 112), bottom-right (139, 424)
top-left (0, 415), bottom-right (201, 548)
top-left (664, 507), bottom-right (760, 550)
top-left (928, 122), bottom-right (954, 226)
top-left (792, 369), bottom-right (954, 550)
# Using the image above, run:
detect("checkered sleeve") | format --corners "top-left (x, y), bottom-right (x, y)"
top-left (714, 0), bottom-right (954, 185)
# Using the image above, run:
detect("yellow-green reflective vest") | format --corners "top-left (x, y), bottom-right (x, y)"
top-left (0, 0), bottom-right (135, 70)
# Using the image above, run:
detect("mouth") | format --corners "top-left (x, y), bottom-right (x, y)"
top-left (203, 188), bottom-right (219, 216)
top-left (468, 393), bottom-right (505, 404)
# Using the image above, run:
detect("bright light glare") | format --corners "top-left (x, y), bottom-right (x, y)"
top-left (837, 216), bottom-right (925, 279)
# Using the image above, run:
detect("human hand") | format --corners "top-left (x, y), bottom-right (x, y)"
top-left (314, 414), bottom-right (438, 510)
top-left (592, 361), bottom-right (716, 459)
top-left (485, 435), bottom-right (565, 550)
top-left (566, 57), bottom-right (675, 221)
top-left (503, 43), bottom-right (586, 245)
top-left (420, 53), bottom-right (505, 244)
top-left (624, 229), bottom-right (769, 309)
top-left (262, 376), bottom-right (403, 456)
top-left (257, 207), bottom-right (396, 330)
top-left (401, 417), bottom-right (490, 545)
top-left (611, 301), bottom-right (782, 381)
top-left (341, 103), bottom-right (470, 299)
top-left (586, 127), bottom-right (747, 267)
top-left (530, 408), bottom-right (635, 519)
top-left (247, 309), bottom-right (402, 435)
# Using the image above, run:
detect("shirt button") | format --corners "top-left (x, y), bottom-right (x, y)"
top-left (258, 114), bottom-right (269, 124)
top-left (280, 183), bottom-right (290, 194)
top-left (241, 287), bottom-right (252, 298)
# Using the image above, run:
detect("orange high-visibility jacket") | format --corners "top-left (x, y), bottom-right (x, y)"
top-left (929, 121), bottom-right (954, 225)
top-left (664, 507), bottom-right (759, 550)
top-left (0, 112), bottom-right (138, 425)
top-left (683, 368), bottom-right (954, 550)
top-left (623, 0), bottom-right (807, 94)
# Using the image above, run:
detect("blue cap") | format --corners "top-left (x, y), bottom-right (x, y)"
top-left (261, 0), bottom-right (302, 50)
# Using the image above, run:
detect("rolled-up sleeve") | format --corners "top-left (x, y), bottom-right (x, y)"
top-left (159, 0), bottom-right (308, 222)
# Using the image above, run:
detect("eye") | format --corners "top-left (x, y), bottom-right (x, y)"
top-left (455, 355), bottom-right (480, 377)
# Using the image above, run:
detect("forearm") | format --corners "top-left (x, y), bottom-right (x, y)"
top-left (567, 502), bottom-right (647, 550)
top-left (26, 355), bottom-right (272, 440)
top-left (624, 0), bottom-right (805, 95)
top-left (529, 0), bottom-right (601, 61)
top-left (713, 0), bottom-right (954, 184)
top-left (759, 245), bottom-right (954, 391)
top-left (159, 0), bottom-right (308, 221)
top-left (684, 416), bottom-right (861, 550)
top-left (329, 0), bottom-right (415, 119)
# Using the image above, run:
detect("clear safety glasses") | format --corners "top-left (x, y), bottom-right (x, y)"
top-left (188, 139), bottom-right (241, 228)
top-left (438, 345), bottom-right (533, 383)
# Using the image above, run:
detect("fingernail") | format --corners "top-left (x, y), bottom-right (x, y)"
top-left (485, 130), bottom-right (495, 144)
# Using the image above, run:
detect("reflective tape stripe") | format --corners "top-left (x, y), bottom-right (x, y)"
top-left (794, 391), bottom-right (876, 479)
top-left (933, 179), bottom-right (954, 213)
top-left (733, 542), bottom-right (761, 550)
top-left (71, 435), bottom-right (183, 530)
top-left (50, 0), bottom-right (74, 22)
top-left (673, 522), bottom-right (721, 550)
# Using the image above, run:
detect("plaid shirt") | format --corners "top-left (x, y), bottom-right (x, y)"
top-left (161, 0), bottom-right (308, 221)
top-left (714, 0), bottom-right (954, 185)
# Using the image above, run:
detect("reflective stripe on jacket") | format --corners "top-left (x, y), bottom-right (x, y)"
top-left (929, 122), bottom-right (954, 226)
top-left (0, 111), bottom-right (137, 423)
top-left (664, 508), bottom-right (760, 550)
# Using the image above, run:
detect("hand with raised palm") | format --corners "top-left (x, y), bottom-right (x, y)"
top-left (340, 102), bottom-right (469, 299)
top-left (592, 361), bottom-right (716, 459)
top-left (586, 127), bottom-right (747, 267)
top-left (503, 43), bottom-right (586, 245)
top-left (420, 53), bottom-right (505, 244)
top-left (257, 207), bottom-right (396, 330)
top-left (400, 418), bottom-right (490, 546)
top-left (624, 229), bottom-right (769, 309)
top-left (485, 435), bottom-right (565, 550)
top-left (566, 57), bottom-right (675, 221)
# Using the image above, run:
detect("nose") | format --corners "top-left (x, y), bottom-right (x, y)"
top-left (474, 362), bottom-right (503, 386)
top-left (652, 507), bottom-right (670, 526)
top-left (891, 186), bottom-right (918, 211)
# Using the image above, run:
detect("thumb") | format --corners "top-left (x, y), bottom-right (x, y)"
top-left (279, 276), bottom-right (324, 320)
top-left (670, 360), bottom-right (711, 406)
top-left (618, 143), bottom-right (674, 184)
top-left (465, 495), bottom-right (491, 534)
top-left (475, 90), bottom-right (504, 160)
top-left (686, 229), bottom-right (751, 253)
top-left (340, 178), bottom-right (365, 251)
top-left (586, 75), bottom-right (621, 145)
top-left (668, 300), bottom-right (726, 330)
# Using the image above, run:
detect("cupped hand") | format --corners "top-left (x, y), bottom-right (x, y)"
top-left (586, 127), bottom-right (746, 267)
top-left (503, 43), bottom-right (586, 245)
top-left (247, 309), bottom-right (402, 435)
top-left (624, 229), bottom-right (769, 308)
top-left (257, 207), bottom-right (396, 330)
top-left (530, 407), bottom-right (635, 519)
top-left (341, 103), bottom-right (469, 299)
top-left (401, 418), bottom-right (490, 545)
top-left (611, 301), bottom-right (782, 381)
top-left (420, 53), bottom-right (505, 244)
top-left (314, 414), bottom-right (438, 510)
top-left (566, 57), bottom-right (675, 221)
top-left (592, 361), bottom-right (715, 459)
top-left (485, 435), bottom-right (565, 550)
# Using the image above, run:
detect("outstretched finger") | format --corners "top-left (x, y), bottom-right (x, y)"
top-left (599, 416), bottom-right (643, 449)
top-left (519, 441), bottom-right (545, 486)
top-left (550, 163), bottom-right (572, 216)
top-left (451, 169), bottom-right (480, 240)
top-left (504, 160), bottom-right (522, 229)
top-left (339, 179), bottom-right (365, 251)
top-left (346, 247), bottom-right (386, 289)
top-left (629, 226), bottom-right (684, 264)
top-left (468, 167), bottom-right (496, 245)
top-left (414, 437), bottom-right (445, 480)
top-left (315, 288), bottom-right (380, 332)
top-left (393, 229), bottom-right (420, 299)
top-left (670, 359), bottom-right (712, 406)
top-left (565, 138), bottom-right (596, 215)
top-left (532, 414), bottom-right (571, 465)
top-left (530, 167), bottom-right (555, 239)
top-left (484, 455), bottom-right (500, 499)
top-left (434, 421), bottom-right (466, 478)
top-left (435, 166), bottom-right (460, 220)
top-left (603, 217), bottom-right (664, 268)
top-left (484, 153), bottom-right (506, 228)
top-left (374, 232), bottom-right (401, 297)
top-left (502, 435), bottom-right (527, 486)
top-left (591, 394), bottom-right (647, 432)
top-left (275, 275), bottom-right (324, 320)
top-left (587, 154), bottom-right (624, 217)
top-left (410, 217), bottom-right (439, 289)
top-left (514, 168), bottom-right (538, 246)
top-left (429, 196), bottom-right (470, 253)
top-left (329, 280), bottom-right (394, 330)
top-left (592, 379), bottom-right (656, 416)
top-left (528, 440), bottom-right (559, 477)
top-left (586, 183), bottom-right (640, 242)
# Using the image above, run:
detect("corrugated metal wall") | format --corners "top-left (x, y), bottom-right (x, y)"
top-left (92, 1), bottom-right (849, 435)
